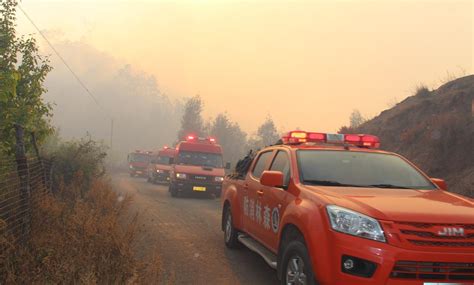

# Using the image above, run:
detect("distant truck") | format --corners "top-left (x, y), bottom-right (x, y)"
top-left (221, 130), bottom-right (474, 285)
top-left (147, 146), bottom-right (176, 184)
top-left (169, 135), bottom-right (230, 198)
top-left (127, 150), bottom-right (151, 177)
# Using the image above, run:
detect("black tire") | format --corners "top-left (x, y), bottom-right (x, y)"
top-left (223, 206), bottom-right (240, 248)
top-left (169, 183), bottom-right (178, 197)
top-left (280, 237), bottom-right (317, 285)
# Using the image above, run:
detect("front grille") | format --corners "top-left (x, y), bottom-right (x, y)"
top-left (393, 222), bottom-right (474, 249)
top-left (189, 175), bottom-right (213, 182)
top-left (401, 230), bottom-right (474, 239)
top-left (391, 261), bottom-right (474, 281)
top-left (409, 240), bottom-right (474, 247)
top-left (398, 223), bottom-right (474, 230)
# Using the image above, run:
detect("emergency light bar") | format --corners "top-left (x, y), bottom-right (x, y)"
top-left (281, 131), bottom-right (380, 148)
top-left (185, 135), bottom-right (217, 144)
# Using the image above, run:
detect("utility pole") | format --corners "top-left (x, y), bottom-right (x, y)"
top-left (110, 118), bottom-right (114, 150)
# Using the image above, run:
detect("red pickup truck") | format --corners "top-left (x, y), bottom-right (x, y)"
top-left (221, 130), bottom-right (474, 285)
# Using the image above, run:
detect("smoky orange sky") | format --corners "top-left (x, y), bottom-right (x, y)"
top-left (18, 0), bottom-right (473, 134)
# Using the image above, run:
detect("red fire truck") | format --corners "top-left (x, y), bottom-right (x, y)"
top-left (169, 135), bottom-right (230, 198)
top-left (147, 146), bottom-right (176, 184)
top-left (127, 150), bottom-right (151, 177)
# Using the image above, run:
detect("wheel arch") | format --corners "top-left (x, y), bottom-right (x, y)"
top-left (277, 223), bottom-right (305, 279)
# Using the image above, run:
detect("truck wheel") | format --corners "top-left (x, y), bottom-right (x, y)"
top-left (280, 238), bottom-right (317, 285)
top-left (169, 183), bottom-right (178, 198)
top-left (223, 206), bottom-right (240, 249)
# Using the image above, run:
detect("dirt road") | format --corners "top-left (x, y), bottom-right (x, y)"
top-left (112, 173), bottom-right (279, 285)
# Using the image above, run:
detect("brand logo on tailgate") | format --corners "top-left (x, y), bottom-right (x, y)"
top-left (437, 227), bottom-right (465, 237)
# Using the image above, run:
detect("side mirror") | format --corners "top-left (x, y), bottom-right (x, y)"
top-left (431, 178), bottom-right (447, 191)
top-left (225, 162), bottom-right (231, 170)
top-left (169, 157), bottom-right (175, 165)
top-left (260, 171), bottom-right (284, 188)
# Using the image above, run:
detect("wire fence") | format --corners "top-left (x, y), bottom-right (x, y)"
top-left (0, 157), bottom-right (53, 244)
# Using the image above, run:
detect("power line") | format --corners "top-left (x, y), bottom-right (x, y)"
top-left (18, 4), bottom-right (111, 119)
top-left (18, 4), bottom-right (115, 149)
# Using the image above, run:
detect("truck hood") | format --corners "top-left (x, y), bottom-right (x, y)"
top-left (173, 165), bottom-right (225, 177)
top-left (306, 186), bottom-right (474, 223)
top-left (154, 164), bottom-right (172, 171)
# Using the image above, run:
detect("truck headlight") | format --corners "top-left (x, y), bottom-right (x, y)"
top-left (129, 165), bottom-right (134, 169)
top-left (176, 173), bottom-right (187, 179)
top-left (326, 205), bottom-right (386, 242)
top-left (215, 176), bottom-right (224, 182)
top-left (156, 169), bottom-right (163, 173)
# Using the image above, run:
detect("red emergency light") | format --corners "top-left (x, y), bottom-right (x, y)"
top-left (185, 134), bottom-right (217, 144)
top-left (281, 131), bottom-right (380, 149)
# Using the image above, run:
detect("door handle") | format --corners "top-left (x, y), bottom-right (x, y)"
top-left (257, 190), bottom-right (264, 196)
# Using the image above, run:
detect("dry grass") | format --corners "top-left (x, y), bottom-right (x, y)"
top-left (0, 175), bottom-right (161, 284)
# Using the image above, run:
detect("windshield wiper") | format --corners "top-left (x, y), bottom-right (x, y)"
top-left (303, 180), bottom-right (366, 187)
top-left (368, 184), bottom-right (413, 189)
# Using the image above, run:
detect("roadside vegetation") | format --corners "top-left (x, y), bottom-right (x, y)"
top-left (1, 137), bottom-right (161, 283)
top-left (0, 1), bottom-right (160, 283)
top-left (339, 75), bottom-right (474, 198)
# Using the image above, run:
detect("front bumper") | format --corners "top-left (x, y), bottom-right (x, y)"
top-left (314, 232), bottom-right (474, 285)
top-left (173, 180), bottom-right (222, 195)
top-left (130, 169), bottom-right (147, 177)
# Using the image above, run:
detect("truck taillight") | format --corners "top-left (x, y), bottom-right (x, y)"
top-left (186, 135), bottom-right (196, 141)
top-left (209, 137), bottom-right (216, 143)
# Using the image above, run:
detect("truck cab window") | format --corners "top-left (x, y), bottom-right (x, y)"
top-left (252, 151), bottom-right (273, 179)
top-left (270, 151), bottom-right (291, 187)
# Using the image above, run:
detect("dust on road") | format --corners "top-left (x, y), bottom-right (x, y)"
top-left (111, 173), bottom-right (279, 285)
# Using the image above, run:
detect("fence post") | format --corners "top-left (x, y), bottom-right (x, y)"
top-left (14, 124), bottom-right (30, 242)
top-left (31, 132), bottom-right (47, 190)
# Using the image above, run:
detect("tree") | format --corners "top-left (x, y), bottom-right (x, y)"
top-left (177, 95), bottom-right (204, 141)
top-left (257, 117), bottom-right (279, 146)
top-left (0, 0), bottom-right (52, 156)
top-left (208, 113), bottom-right (247, 164)
top-left (245, 117), bottom-right (280, 151)
top-left (349, 109), bottom-right (366, 128)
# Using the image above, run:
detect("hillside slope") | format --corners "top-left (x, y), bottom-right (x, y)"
top-left (350, 75), bottom-right (473, 197)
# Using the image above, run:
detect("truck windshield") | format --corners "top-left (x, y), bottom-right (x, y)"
top-left (177, 151), bottom-right (223, 168)
top-left (155, 156), bottom-right (172, 165)
top-left (129, 153), bottom-right (150, 163)
top-left (297, 150), bottom-right (436, 190)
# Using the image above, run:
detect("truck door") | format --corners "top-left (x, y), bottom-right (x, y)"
top-left (259, 150), bottom-right (292, 252)
top-left (243, 150), bottom-right (274, 241)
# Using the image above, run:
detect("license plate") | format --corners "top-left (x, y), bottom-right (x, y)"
top-left (193, 186), bottom-right (206, 192)
top-left (136, 171), bottom-right (142, 174)
top-left (326, 133), bottom-right (344, 142)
